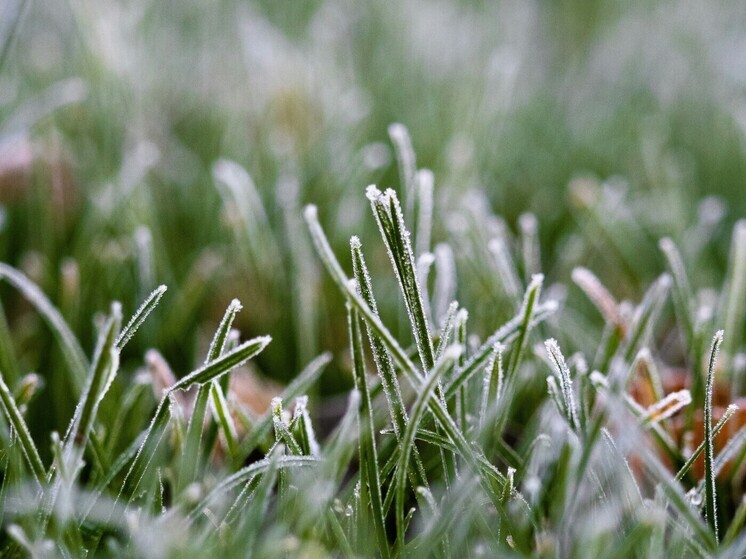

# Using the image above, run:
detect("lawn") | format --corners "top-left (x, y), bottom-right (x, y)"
top-left (1, 0), bottom-right (746, 557)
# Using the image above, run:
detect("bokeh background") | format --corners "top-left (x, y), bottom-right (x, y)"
top-left (2, 0), bottom-right (746, 438)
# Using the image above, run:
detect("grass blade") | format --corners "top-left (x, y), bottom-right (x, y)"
top-left (234, 352), bottom-right (331, 464)
top-left (169, 336), bottom-right (271, 392)
top-left (0, 373), bottom-right (44, 485)
top-left (445, 300), bottom-right (557, 399)
top-left (704, 330), bottom-right (723, 543)
top-left (63, 303), bottom-right (122, 476)
top-left (115, 285), bottom-right (167, 350)
top-left (367, 186), bottom-right (436, 373)
top-left (0, 263), bottom-right (88, 392)
top-left (348, 303), bottom-right (389, 557)
top-left (394, 345), bottom-right (461, 550)
top-left (545, 339), bottom-right (579, 432)
top-left (179, 299), bottom-right (246, 488)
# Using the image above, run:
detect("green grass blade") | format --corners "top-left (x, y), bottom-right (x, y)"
top-left (209, 380), bottom-right (238, 458)
top-left (505, 274), bottom-right (543, 382)
top-left (63, 303), bottom-right (122, 476)
top-left (544, 339), bottom-right (579, 432)
top-left (704, 330), bottom-right (723, 543)
top-left (348, 303), bottom-right (389, 557)
top-left (675, 404), bottom-right (737, 482)
top-left (115, 285), bottom-right (167, 350)
top-left (620, 273), bottom-right (671, 366)
top-left (659, 238), bottom-right (696, 349)
top-left (0, 373), bottom-right (44, 485)
top-left (0, 263), bottom-right (89, 392)
top-left (367, 186), bottom-right (436, 372)
top-left (169, 336), bottom-right (271, 392)
top-left (0, 299), bottom-right (20, 386)
top-left (445, 301), bottom-right (557, 399)
top-left (271, 397), bottom-right (303, 455)
top-left (394, 345), bottom-right (461, 550)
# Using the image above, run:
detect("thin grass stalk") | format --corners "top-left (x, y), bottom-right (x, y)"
top-left (115, 285), bottom-right (167, 350)
top-left (0, 374), bottom-right (44, 485)
top-left (445, 301), bottom-right (557, 399)
top-left (675, 404), bottom-right (738, 482)
top-left (348, 304), bottom-right (389, 558)
top-left (435, 301), bottom-right (458, 361)
top-left (62, 304), bottom-right (122, 477)
top-left (394, 346), bottom-right (461, 552)
top-left (704, 330), bottom-right (723, 543)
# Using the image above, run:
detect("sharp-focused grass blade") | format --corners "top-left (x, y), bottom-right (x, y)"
top-left (115, 285), bottom-right (167, 350)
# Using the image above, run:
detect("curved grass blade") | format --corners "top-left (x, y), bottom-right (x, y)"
top-left (169, 336), bottom-right (271, 392)
top-left (0, 263), bottom-right (88, 392)
top-left (115, 285), bottom-right (167, 350)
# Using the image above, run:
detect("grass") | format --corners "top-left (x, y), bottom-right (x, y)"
top-left (3, 0), bottom-right (746, 557)
top-left (0, 180), bottom-right (745, 556)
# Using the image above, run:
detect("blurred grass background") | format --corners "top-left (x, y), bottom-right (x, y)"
top-left (2, 0), bottom-right (746, 444)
